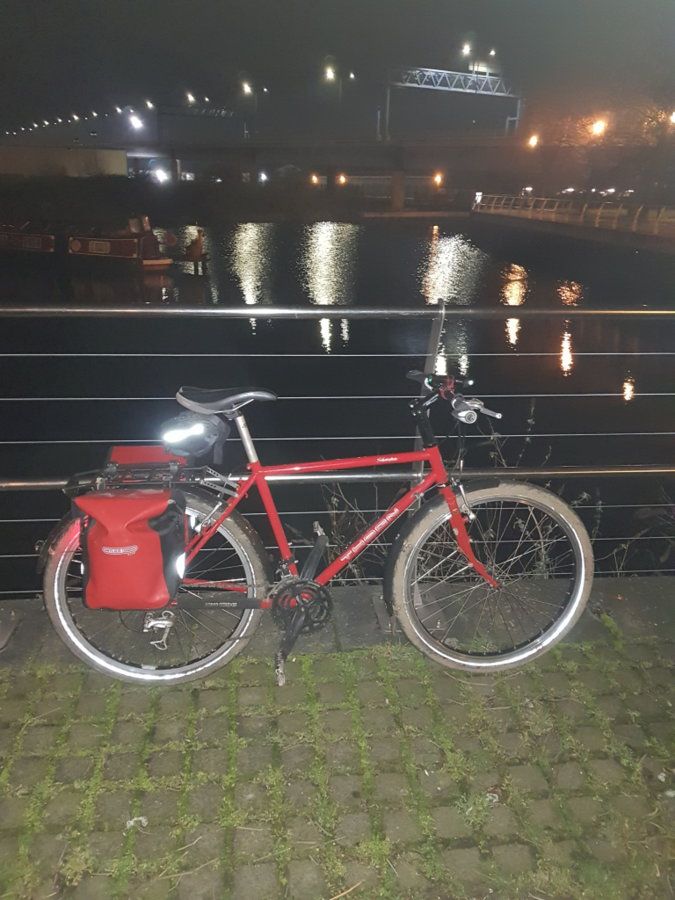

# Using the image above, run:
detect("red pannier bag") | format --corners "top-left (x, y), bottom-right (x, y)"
top-left (73, 489), bottom-right (187, 610)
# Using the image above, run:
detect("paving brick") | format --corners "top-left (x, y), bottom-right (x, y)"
top-left (554, 762), bottom-right (586, 791)
top-left (94, 790), bottom-right (133, 828)
top-left (280, 743), bottom-right (313, 773)
top-left (9, 755), bottom-right (50, 786)
top-left (506, 764), bottom-right (549, 796)
top-left (440, 846), bottom-right (484, 886)
top-left (116, 689), bottom-right (154, 717)
top-left (588, 838), bottom-right (623, 863)
top-left (498, 731), bottom-right (528, 760)
top-left (369, 737), bottom-right (400, 766)
top-left (287, 817), bottom-right (320, 855)
top-left (138, 790), bottom-right (181, 824)
top-left (316, 681), bottom-right (346, 705)
top-left (364, 706), bottom-right (396, 732)
top-left (285, 778), bottom-right (318, 809)
top-left (574, 726), bottom-right (606, 753)
top-left (418, 769), bottom-right (462, 800)
top-left (540, 672), bottom-right (571, 697)
top-left (175, 865), bottom-right (226, 900)
top-left (237, 742), bottom-right (274, 776)
top-left (394, 853), bottom-right (431, 893)
top-left (159, 691), bottom-right (193, 716)
top-left (335, 811), bottom-right (371, 847)
top-left (153, 717), bottom-right (190, 744)
top-left (68, 722), bottom-right (104, 751)
top-left (383, 809), bottom-right (423, 844)
top-left (325, 740), bottom-right (359, 771)
top-left (87, 830), bottom-right (126, 866)
top-left (197, 716), bottom-right (231, 745)
top-left (234, 825), bottom-right (274, 861)
top-left (148, 750), bottom-right (183, 777)
top-left (234, 783), bottom-right (267, 813)
top-left (343, 861), bottom-right (379, 892)
top-left (187, 783), bottom-right (224, 822)
top-left (328, 774), bottom-right (363, 808)
top-left (587, 758), bottom-right (625, 787)
top-left (567, 796), bottom-right (604, 824)
top-left (492, 842), bottom-right (535, 875)
top-left (110, 720), bottom-right (147, 746)
top-left (409, 736), bottom-right (441, 768)
top-left (75, 692), bottom-right (109, 718)
top-left (275, 711), bottom-right (308, 736)
top-left (527, 798), bottom-right (562, 829)
top-left (54, 754), bottom-right (94, 784)
top-left (483, 805), bottom-right (519, 840)
top-left (238, 686), bottom-right (268, 709)
top-left (320, 709), bottom-right (353, 736)
top-left (432, 805), bottom-right (471, 840)
top-left (104, 751), bottom-right (139, 780)
top-left (193, 748), bottom-right (229, 777)
top-left (237, 715), bottom-right (274, 737)
top-left (373, 772), bottom-right (409, 803)
top-left (548, 839), bottom-right (576, 864)
top-left (614, 723), bottom-right (648, 749)
top-left (0, 795), bottom-right (28, 829)
top-left (22, 724), bottom-right (58, 755)
top-left (232, 862), bottom-right (278, 899)
top-left (286, 859), bottom-right (327, 900)
top-left (401, 706), bottom-right (433, 729)
top-left (71, 874), bottom-right (114, 899)
top-left (43, 789), bottom-right (83, 826)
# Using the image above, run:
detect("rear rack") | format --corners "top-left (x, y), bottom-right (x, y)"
top-left (64, 464), bottom-right (240, 499)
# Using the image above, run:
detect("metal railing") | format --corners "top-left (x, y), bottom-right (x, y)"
top-left (0, 304), bottom-right (673, 595)
top-left (473, 194), bottom-right (675, 239)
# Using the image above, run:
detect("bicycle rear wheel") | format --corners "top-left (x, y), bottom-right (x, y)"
top-left (43, 493), bottom-right (271, 684)
top-left (388, 482), bottom-right (593, 672)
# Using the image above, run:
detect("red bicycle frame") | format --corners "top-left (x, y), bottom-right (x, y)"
top-left (184, 444), bottom-right (499, 603)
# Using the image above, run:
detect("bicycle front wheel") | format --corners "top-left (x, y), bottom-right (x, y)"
top-left (43, 493), bottom-right (271, 685)
top-left (389, 482), bottom-right (593, 672)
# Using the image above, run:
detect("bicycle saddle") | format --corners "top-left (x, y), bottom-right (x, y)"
top-left (176, 386), bottom-right (277, 416)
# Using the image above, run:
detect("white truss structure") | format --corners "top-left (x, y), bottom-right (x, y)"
top-left (389, 67), bottom-right (518, 99)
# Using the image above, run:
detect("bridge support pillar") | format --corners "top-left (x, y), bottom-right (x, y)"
top-left (390, 171), bottom-right (405, 211)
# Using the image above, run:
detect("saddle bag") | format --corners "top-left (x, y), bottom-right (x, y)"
top-left (73, 489), bottom-right (187, 610)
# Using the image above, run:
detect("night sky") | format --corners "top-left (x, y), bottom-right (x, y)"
top-left (2, 0), bottom-right (674, 130)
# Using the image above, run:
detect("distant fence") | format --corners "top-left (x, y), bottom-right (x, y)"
top-left (0, 304), bottom-right (674, 597)
top-left (473, 194), bottom-right (675, 239)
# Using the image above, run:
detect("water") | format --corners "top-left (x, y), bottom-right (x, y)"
top-left (0, 221), bottom-right (673, 592)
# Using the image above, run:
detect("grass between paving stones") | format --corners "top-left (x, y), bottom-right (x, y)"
top-left (0, 629), bottom-right (671, 899)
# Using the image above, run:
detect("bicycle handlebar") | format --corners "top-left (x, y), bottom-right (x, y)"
top-left (406, 370), bottom-right (502, 427)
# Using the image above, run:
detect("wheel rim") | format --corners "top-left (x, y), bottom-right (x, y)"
top-left (51, 504), bottom-right (259, 681)
top-left (404, 493), bottom-right (585, 665)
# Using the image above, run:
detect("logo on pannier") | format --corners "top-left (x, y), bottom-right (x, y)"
top-left (102, 545), bottom-right (139, 556)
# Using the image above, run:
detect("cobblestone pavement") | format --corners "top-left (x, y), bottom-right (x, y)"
top-left (0, 594), bottom-right (672, 899)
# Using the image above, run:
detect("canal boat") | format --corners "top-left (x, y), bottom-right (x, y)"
top-left (0, 226), bottom-right (56, 254)
top-left (68, 216), bottom-right (172, 268)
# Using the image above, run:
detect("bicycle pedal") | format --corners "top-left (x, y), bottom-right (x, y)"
top-left (274, 652), bottom-right (286, 687)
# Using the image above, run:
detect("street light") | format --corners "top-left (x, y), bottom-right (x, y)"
top-left (115, 106), bottom-right (122, 114)
top-left (242, 81), bottom-right (253, 95)
top-left (462, 42), bottom-right (471, 56)
top-left (145, 100), bottom-right (154, 109)
top-left (348, 71), bottom-right (356, 80)
top-left (128, 114), bottom-right (144, 130)
top-left (337, 173), bottom-right (348, 185)
top-left (433, 172), bottom-right (444, 187)
top-left (670, 110), bottom-right (675, 124)
top-left (527, 133), bottom-right (540, 148)
top-left (489, 48), bottom-right (496, 56)
top-left (310, 173), bottom-right (320, 185)
top-left (186, 92), bottom-right (196, 105)
top-left (590, 118), bottom-right (607, 137)
top-left (324, 65), bottom-right (336, 82)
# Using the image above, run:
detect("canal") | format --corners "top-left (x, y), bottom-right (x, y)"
top-left (0, 220), bottom-right (673, 595)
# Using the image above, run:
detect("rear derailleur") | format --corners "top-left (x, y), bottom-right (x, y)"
top-left (271, 522), bottom-right (331, 686)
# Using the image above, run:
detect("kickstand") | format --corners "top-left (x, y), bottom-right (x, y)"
top-left (274, 607), bottom-right (306, 687)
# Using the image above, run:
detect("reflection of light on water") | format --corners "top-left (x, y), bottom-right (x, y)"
top-left (458, 353), bottom-right (469, 376)
top-left (505, 317), bottom-right (521, 348)
top-left (231, 223), bottom-right (275, 305)
top-left (249, 317), bottom-right (257, 334)
top-left (501, 263), bottom-right (528, 306)
top-left (303, 222), bottom-right (360, 306)
top-left (434, 353), bottom-right (447, 376)
top-left (421, 231), bottom-right (487, 304)
top-left (340, 318), bottom-right (349, 344)
top-left (560, 324), bottom-right (574, 375)
top-left (320, 318), bottom-right (332, 353)
top-left (623, 375), bottom-right (635, 401)
top-left (557, 280), bottom-right (583, 306)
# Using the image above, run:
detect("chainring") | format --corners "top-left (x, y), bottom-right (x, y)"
top-left (271, 578), bottom-right (333, 633)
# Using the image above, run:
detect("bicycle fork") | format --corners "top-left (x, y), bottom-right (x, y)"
top-left (439, 485), bottom-right (501, 589)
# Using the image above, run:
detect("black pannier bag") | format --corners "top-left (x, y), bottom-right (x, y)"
top-left (73, 489), bottom-right (187, 610)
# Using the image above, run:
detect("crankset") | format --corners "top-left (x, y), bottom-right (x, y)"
top-left (270, 578), bottom-right (332, 686)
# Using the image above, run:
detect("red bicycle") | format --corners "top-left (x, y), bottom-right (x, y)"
top-left (42, 372), bottom-right (593, 684)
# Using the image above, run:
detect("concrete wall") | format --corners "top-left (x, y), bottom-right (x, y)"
top-left (0, 147), bottom-right (127, 177)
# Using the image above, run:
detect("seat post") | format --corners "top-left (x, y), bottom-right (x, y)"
top-left (233, 413), bottom-right (259, 464)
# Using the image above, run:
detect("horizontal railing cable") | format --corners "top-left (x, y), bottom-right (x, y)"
top-left (1, 306), bottom-right (675, 320)
top-left (2, 351), bottom-right (675, 359)
top-left (1, 392), bottom-right (674, 401)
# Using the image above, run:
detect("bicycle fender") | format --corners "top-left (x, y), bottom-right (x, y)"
top-left (36, 515), bottom-right (78, 574)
